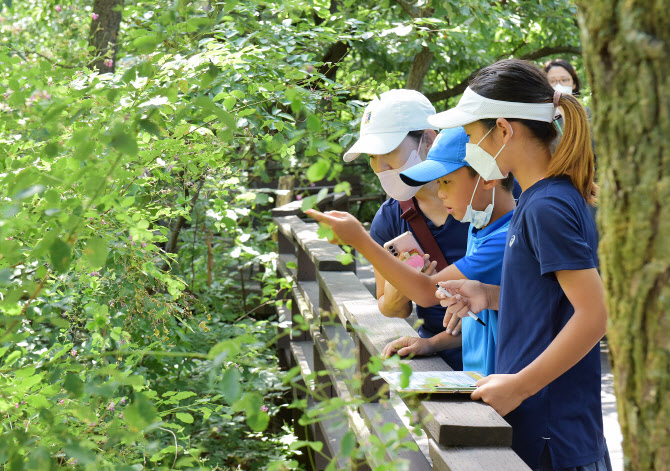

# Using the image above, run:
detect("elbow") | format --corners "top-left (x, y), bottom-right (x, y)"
top-left (378, 298), bottom-right (410, 318)
top-left (415, 296), bottom-right (438, 308)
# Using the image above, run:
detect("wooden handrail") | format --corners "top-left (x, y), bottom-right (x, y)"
top-left (273, 198), bottom-right (530, 470)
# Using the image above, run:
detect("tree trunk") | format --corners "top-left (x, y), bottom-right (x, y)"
top-left (576, 1), bottom-right (670, 469)
top-left (405, 45), bottom-right (434, 92)
top-left (89, 0), bottom-right (124, 73)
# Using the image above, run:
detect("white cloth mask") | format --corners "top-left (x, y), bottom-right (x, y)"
top-left (461, 176), bottom-right (494, 229)
top-left (375, 134), bottom-right (424, 201)
top-left (552, 83), bottom-right (573, 95)
top-left (464, 126), bottom-right (511, 180)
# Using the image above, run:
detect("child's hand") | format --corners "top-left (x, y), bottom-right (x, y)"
top-left (382, 336), bottom-right (434, 359)
top-left (305, 209), bottom-right (367, 247)
top-left (436, 280), bottom-right (490, 316)
top-left (470, 373), bottom-right (529, 417)
top-left (442, 309), bottom-right (462, 336)
top-left (422, 254), bottom-right (438, 275)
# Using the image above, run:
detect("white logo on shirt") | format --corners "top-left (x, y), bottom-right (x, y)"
top-left (509, 235), bottom-right (516, 247)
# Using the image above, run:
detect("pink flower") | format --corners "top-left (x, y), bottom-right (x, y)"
top-left (108, 402), bottom-right (115, 411)
top-left (120, 397), bottom-right (126, 405)
top-left (91, 13), bottom-right (98, 20)
top-left (59, 399), bottom-right (65, 405)
top-left (261, 405), bottom-right (268, 412)
top-left (55, 5), bottom-right (62, 12)
top-left (14, 403), bottom-right (19, 409)
top-left (104, 59), bottom-right (114, 68)
top-left (71, 349), bottom-right (77, 356)
top-left (296, 194), bottom-right (302, 200)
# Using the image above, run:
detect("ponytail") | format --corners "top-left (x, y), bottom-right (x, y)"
top-left (547, 95), bottom-right (598, 205)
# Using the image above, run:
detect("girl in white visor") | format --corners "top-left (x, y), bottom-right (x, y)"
top-left (434, 59), bottom-right (610, 471)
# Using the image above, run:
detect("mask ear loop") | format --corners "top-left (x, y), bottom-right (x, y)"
top-left (468, 175), bottom-right (482, 206)
top-left (491, 125), bottom-right (513, 161)
top-left (476, 126), bottom-right (495, 146)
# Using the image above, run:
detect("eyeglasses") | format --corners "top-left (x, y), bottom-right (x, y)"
top-left (549, 78), bottom-right (573, 86)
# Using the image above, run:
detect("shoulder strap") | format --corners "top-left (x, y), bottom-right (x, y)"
top-left (399, 197), bottom-right (449, 271)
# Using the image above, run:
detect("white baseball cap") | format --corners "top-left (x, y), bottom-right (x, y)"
top-left (343, 89), bottom-right (437, 162)
top-left (427, 87), bottom-right (556, 129)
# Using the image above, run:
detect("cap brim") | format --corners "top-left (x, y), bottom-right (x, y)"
top-left (400, 159), bottom-right (466, 186)
top-left (343, 131), bottom-right (408, 162)
top-left (427, 108), bottom-right (479, 129)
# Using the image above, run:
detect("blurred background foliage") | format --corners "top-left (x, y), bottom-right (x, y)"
top-left (0, 0), bottom-right (583, 469)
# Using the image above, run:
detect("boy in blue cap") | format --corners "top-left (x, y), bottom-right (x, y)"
top-left (308, 127), bottom-right (516, 375)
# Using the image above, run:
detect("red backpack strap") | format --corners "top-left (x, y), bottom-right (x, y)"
top-left (398, 197), bottom-right (449, 271)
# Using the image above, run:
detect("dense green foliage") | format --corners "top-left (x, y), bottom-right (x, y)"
top-left (0, 0), bottom-right (582, 469)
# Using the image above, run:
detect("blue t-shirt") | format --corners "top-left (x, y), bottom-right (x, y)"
top-left (369, 198), bottom-right (469, 369)
top-left (497, 177), bottom-right (604, 469)
top-left (453, 210), bottom-right (512, 376)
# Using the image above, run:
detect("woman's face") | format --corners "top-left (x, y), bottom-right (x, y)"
top-left (546, 66), bottom-right (575, 92)
top-left (368, 134), bottom-right (421, 173)
top-left (463, 120), bottom-right (512, 177)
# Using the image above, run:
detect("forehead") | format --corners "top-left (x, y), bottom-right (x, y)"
top-left (547, 66), bottom-right (571, 78)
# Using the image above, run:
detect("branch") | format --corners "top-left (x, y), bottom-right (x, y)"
top-left (425, 44), bottom-right (582, 103)
top-left (392, 0), bottom-right (433, 18)
top-left (160, 174), bottom-right (207, 272)
top-left (518, 45), bottom-right (581, 61)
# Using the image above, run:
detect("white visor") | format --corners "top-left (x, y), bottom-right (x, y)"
top-left (428, 87), bottom-right (556, 128)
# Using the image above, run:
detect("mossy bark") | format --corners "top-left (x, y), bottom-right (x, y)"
top-left (576, 1), bottom-right (670, 469)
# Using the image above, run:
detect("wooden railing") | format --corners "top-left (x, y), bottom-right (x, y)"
top-left (273, 201), bottom-right (530, 470)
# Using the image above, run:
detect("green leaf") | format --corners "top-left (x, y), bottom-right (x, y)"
top-left (83, 237), bottom-right (108, 269)
top-left (64, 373), bottom-right (84, 397)
top-left (400, 363), bottom-right (413, 389)
top-left (13, 184), bottom-right (45, 201)
top-left (133, 35), bottom-right (162, 54)
top-left (176, 412), bottom-right (194, 424)
top-left (306, 114), bottom-right (321, 132)
top-left (111, 131), bottom-right (138, 156)
top-left (306, 159), bottom-right (330, 182)
top-left (125, 392), bottom-right (160, 432)
top-left (49, 239), bottom-right (72, 273)
top-left (221, 367), bottom-right (241, 404)
top-left (340, 431), bottom-right (356, 457)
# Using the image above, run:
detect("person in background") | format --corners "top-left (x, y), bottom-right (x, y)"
top-left (544, 59), bottom-right (581, 96)
top-left (342, 89), bottom-right (469, 370)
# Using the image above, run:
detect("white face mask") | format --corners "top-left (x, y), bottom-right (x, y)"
top-left (552, 83), bottom-right (573, 95)
top-left (464, 126), bottom-right (511, 181)
top-left (461, 176), bottom-right (494, 229)
top-left (375, 134), bottom-right (424, 201)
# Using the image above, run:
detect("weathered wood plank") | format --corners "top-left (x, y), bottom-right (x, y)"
top-left (418, 398), bottom-right (513, 447)
top-left (292, 223), bottom-right (354, 272)
top-left (344, 299), bottom-right (452, 371)
top-left (360, 403), bottom-right (433, 471)
top-left (429, 439), bottom-right (531, 471)
top-left (318, 271), bottom-right (376, 327)
top-left (290, 340), bottom-right (315, 393)
top-left (272, 200), bottom-right (304, 217)
top-left (277, 253), bottom-right (298, 279)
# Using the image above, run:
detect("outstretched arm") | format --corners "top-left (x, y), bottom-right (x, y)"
top-left (306, 209), bottom-right (466, 307)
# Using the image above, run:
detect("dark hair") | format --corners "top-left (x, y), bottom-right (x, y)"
top-left (469, 59), bottom-right (596, 204)
top-left (544, 59), bottom-right (581, 95)
top-left (465, 166), bottom-right (515, 192)
top-left (407, 130), bottom-right (425, 142)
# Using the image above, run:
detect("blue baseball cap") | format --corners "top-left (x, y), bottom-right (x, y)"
top-left (400, 127), bottom-right (469, 186)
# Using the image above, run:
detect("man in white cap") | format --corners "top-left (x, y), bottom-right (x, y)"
top-left (343, 89), bottom-right (469, 371)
